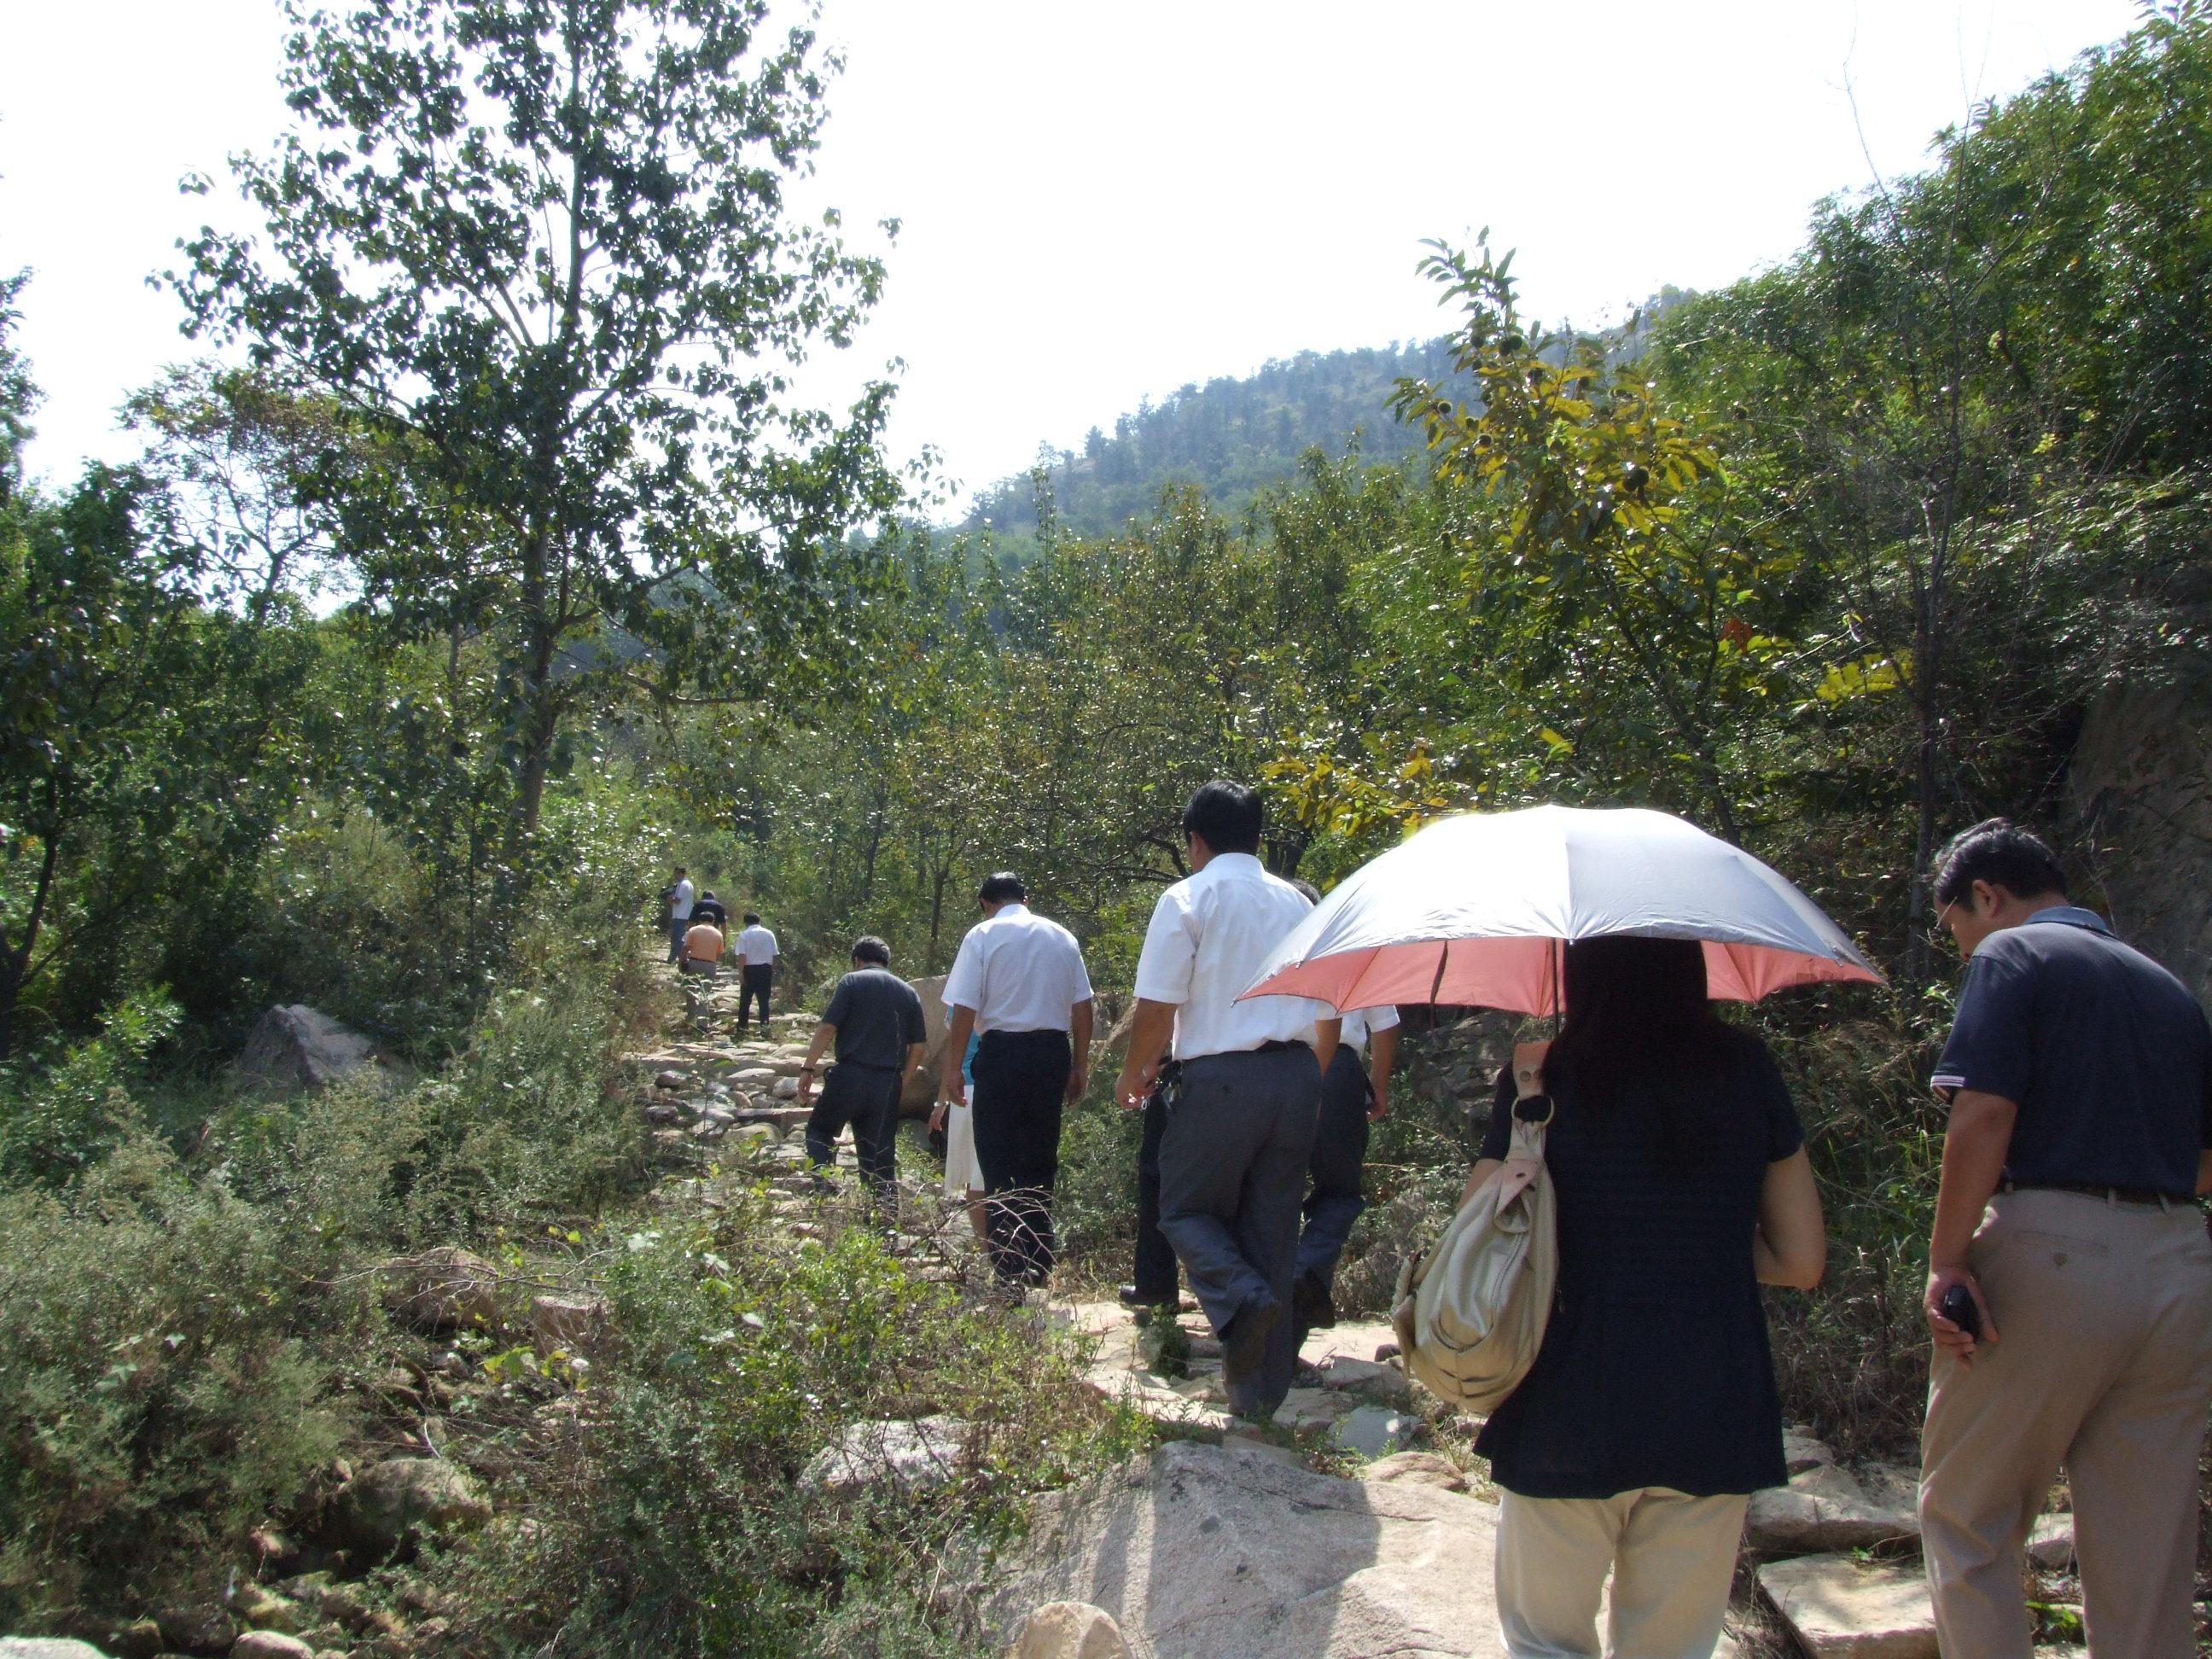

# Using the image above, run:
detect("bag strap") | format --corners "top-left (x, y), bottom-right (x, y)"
top-left (1494, 1038), bottom-right (1552, 1203)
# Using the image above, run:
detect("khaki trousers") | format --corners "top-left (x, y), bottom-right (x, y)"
top-left (1919, 1187), bottom-right (2212, 1659)
top-left (1494, 1487), bottom-right (1749, 1659)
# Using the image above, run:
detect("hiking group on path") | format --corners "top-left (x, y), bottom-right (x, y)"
top-left (661, 790), bottom-right (2212, 1659)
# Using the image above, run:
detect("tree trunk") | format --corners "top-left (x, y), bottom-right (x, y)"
top-left (0, 827), bottom-right (62, 1062)
top-left (926, 859), bottom-right (950, 973)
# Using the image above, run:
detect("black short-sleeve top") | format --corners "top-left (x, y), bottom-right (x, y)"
top-left (822, 969), bottom-right (927, 1070)
top-left (1930, 907), bottom-right (2212, 1198)
top-left (1474, 1026), bottom-right (1804, 1500)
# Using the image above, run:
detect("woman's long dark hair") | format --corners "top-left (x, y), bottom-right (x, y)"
top-left (1542, 935), bottom-right (1733, 1122)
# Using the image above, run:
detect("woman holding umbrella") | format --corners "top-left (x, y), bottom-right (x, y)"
top-left (1466, 935), bottom-right (1825, 1658)
top-left (1243, 806), bottom-right (1867, 1659)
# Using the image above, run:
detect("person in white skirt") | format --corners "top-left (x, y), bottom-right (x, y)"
top-left (929, 1031), bottom-right (987, 1242)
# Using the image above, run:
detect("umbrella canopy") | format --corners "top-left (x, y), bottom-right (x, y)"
top-left (1241, 805), bottom-right (1882, 1016)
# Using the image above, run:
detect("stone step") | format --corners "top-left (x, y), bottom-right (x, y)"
top-left (1758, 1554), bottom-right (1935, 1658)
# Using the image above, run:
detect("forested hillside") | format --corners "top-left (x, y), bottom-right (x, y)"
top-left (3, 1), bottom-right (2210, 1655)
top-left (961, 293), bottom-right (1691, 544)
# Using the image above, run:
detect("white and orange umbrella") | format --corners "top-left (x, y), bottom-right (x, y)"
top-left (1241, 805), bottom-right (1881, 1016)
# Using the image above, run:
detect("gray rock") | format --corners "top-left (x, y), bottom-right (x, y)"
top-left (1273, 1387), bottom-right (1353, 1431)
top-left (771, 1075), bottom-right (800, 1100)
top-left (1328, 1404), bottom-right (1418, 1458)
top-left (1782, 1430), bottom-right (1836, 1474)
top-left (2028, 1511), bottom-right (2075, 1569)
top-left (531, 1295), bottom-right (609, 1355)
top-left (1360, 1451), bottom-right (1467, 1493)
top-left (1318, 1356), bottom-right (1414, 1407)
top-left (154, 1605), bottom-right (236, 1655)
top-left (800, 1416), bottom-right (972, 1497)
top-left (379, 1246), bottom-right (500, 1332)
top-left (0, 1644), bottom-right (119, 1659)
top-left (231, 1636), bottom-right (316, 1659)
top-left (733, 1067), bottom-right (777, 1087)
top-left (1759, 1554), bottom-right (1936, 1658)
top-left (1005, 1601), bottom-right (1134, 1659)
top-left (974, 1439), bottom-right (1500, 1658)
top-left (1746, 1462), bottom-right (1918, 1555)
top-left (335, 1457), bottom-right (492, 1557)
top-left (236, 1004), bottom-right (399, 1095)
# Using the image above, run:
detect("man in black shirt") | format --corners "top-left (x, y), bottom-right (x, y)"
top-left (795, 937), bottom-right (928, 1213)
top-left (1919, 818), bottom-right (2212, 1659)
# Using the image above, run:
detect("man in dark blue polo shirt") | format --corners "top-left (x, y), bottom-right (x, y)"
top-left (795, 937), bottom-right (928, 1214)
top-left (1918, 818), bottom-right (2212, 1659)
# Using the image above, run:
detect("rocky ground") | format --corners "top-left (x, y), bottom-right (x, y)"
top-left (0, 969), bottom-right (2094, 1659)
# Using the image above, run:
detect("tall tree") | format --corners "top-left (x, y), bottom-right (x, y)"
top-left (175, 0), bottom-right (905, 858)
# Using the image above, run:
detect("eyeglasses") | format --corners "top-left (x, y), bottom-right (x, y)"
top-left (1926, 898), bottom-right (1959, 952)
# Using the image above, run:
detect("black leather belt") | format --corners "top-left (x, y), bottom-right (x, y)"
top-left (2006, 1179), bottom-right (2186, 1208)
top-left (1256, 1039), bottom-right (1311, 1053)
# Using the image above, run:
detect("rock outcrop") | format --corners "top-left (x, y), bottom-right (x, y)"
top-left (972, 1439), bottom-right (1501, 1659)
top-left (379, 1247), bottom-right (500, 1333)
top-left (2072, 678), bottom-right (2212, 1001)
top-left (236, 1004), bottom-right (400, 1096)
top-left (800, 1416), bottom-right (973, 1497)
top-left (334, 1457), bottom-right (492, 1557)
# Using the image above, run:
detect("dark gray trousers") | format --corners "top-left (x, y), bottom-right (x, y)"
top-left (1157, 1044), bottom-right (1321, 1418)
top-left (1296, 1045), bottom-right (1372, 1289)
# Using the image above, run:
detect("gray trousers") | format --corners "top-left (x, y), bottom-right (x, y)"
top-left (1157, 1044), bottom-right (1321, 1418)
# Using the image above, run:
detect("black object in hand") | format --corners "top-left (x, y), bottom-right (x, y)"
top-left (1938, 1282), bottom-right (1981, 1337)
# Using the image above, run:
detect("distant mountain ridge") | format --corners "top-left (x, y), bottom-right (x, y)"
top-left (958, 337), bottom-right (1472, 540)
top-left (960, 293), bottom-right (1691, 542)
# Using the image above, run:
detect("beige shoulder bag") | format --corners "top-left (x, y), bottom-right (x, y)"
top-left (1392, 1039), bottom-right (1557, 1415)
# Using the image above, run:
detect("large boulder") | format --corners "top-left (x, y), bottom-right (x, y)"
top-left (970, 1438), bottom-right (1500, 1658)
top-left (0, 1644), bottom-right (119, 1659)
top-left (335, 1457), bottom-right (492, 1557)
top-left (236, 1004), bottom-right (399, 1096)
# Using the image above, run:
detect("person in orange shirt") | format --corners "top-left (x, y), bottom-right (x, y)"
top-left (680, 914), bottom-right (725, 978)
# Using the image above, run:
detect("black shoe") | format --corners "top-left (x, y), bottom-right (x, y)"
top-left (1119, 1284), bottom-right (1177, 1309)
top-left (1221, 1297), bottom-right (1280, 1383)
top-left (1292, 1270), bottom-right (1336, 1333)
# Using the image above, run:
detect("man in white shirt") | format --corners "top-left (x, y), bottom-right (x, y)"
top-left (733, 912), bottom-right (780, 1032)
top-left (940, 872), bottom-right (1095, 1285)
top-left (1115, 781), bottom-right (1339, 1419)
top-left (663, 868), bottom-right (695, 963)
top-left (1295, 998), bottom-right (1400, 1347)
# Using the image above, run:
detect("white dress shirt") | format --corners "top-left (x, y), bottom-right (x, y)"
top-left (941, 903), bottom-right (1093, 1032)
top-left (735, 924), bottom-right (778, 966)
top-left (669, 877), bottom-right (694, 921)
top-left (1133, 853), bottom-right (1331, 1061)
top-left (1341, 1004), bottom-right (1400, 1052)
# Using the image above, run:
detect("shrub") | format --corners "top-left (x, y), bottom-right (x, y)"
top-left (0, 1133), bottom-right (370, 1627)
top-left (434, 1197), bottom-right (1147, 1658)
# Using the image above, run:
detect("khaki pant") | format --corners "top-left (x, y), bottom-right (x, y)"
top-left (1920, 1187), bottom-right (2212, 1659)
top-left (1494, 1487), bottom-right (1749, 1658)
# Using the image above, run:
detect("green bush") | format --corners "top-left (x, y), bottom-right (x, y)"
top-left (437, 1200), bottom-right (1147, 1658)
top-left (0, 992), bottom-right (183, 1189)
top-left (0, 1132), bottom-right (369, 1626)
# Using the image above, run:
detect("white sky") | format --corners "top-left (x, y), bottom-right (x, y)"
top-left (0, 0), bottom-right (2139, 513)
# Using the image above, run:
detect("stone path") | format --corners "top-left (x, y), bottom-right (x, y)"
top-left (624, 969), bottom-right (2097, 1659)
